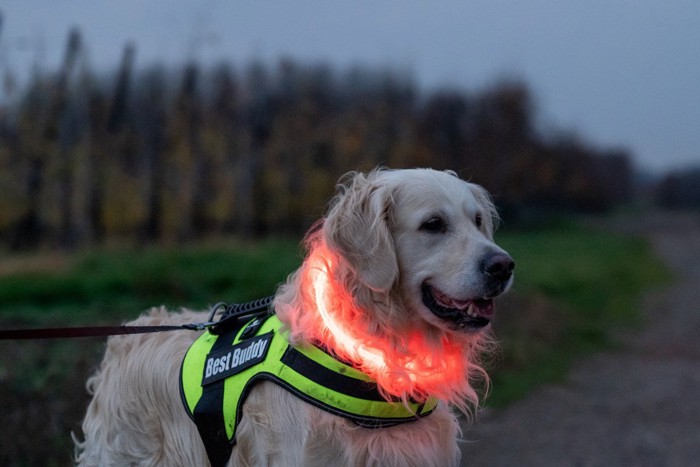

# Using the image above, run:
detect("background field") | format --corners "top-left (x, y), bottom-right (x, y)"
top-left (0, 220), bottom-right (667, 466)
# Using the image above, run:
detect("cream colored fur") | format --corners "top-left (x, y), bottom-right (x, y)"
top-left (75, 168), bottom-right (512, 466)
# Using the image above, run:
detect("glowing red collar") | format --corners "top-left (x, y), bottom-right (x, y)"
top-left (312, 262), bottom-right (388, 372)
top-left (304, 244), bottom-right (474, 403)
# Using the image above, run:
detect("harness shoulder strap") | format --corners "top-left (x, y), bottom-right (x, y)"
top-left (181, 314), bottom-right (276, 467)
top-left (180, 321), bottom-right (245, 467)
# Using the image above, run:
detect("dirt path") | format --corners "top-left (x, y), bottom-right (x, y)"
top-left (460, 212), bottom-right (700, 467)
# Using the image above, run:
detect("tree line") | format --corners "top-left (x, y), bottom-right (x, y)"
top-left (657, 168), bottom-right (700, 209)
top-left (0, 28), bottom-right (633, 250)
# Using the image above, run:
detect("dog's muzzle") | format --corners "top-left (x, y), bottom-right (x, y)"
top-left (422, 252), bottom-right (514, 331)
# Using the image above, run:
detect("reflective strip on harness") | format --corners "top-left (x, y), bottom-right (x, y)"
top-left (179, 314), bottom-right (438, 467)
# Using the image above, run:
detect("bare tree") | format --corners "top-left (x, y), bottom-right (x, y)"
top-left (47, 27), bottom-right (84, 248)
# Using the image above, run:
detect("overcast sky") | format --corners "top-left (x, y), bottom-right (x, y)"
top-left (2, 0), bottom-right (699, 174)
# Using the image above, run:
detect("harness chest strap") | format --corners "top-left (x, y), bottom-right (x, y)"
top-left (179, 314), bottom-right (438, 467)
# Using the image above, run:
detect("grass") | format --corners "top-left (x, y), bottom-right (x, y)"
top-left (0, 221), bottom-right (669, 465)
top-left (485, 222), bottom-right (670, 406)
top-left (500, 226), bottom-right (663, 323)
top-left (0, 238), bottom-right (302, 325)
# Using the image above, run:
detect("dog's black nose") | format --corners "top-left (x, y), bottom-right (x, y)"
top-left (483, 252), bottom-right (515, 282)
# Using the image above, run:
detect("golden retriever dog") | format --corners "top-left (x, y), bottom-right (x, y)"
top-left (75, 168), bottom-right (514, 466)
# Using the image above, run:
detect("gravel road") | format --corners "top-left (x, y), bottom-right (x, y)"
top-left (460, 212), bottom-right (700, 467)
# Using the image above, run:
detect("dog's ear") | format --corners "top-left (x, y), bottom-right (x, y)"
top-left (323, 171), bottom-right (398, 292)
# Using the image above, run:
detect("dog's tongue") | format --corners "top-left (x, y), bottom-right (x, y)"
top-left (433, 289), bottom-right (470, 310)
top-left (432, 288), bottom-right (494, 318)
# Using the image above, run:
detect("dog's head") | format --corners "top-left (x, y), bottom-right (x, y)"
top-left (323, 168), bottom-right (514, 335)
top-left (276, 168), bottom-right (513, 407)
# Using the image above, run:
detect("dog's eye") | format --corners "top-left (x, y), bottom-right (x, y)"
top-left (475, 213), bottom-right (483, 228)
top-left (420, 217), bottom-right (447, 233)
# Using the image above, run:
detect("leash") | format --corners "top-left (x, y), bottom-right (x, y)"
top-left (0, 296), bottom-right (274, 340)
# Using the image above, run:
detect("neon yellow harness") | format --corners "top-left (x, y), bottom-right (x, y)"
top-left (180, 314), bottom-right (437, 467)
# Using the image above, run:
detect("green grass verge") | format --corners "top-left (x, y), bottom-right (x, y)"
top-left (485, 223), bottom-right (670, 406)
top-left (0, 239), bottom-right (302, 325)
top-left (500, 225), bottom-right (664, 323)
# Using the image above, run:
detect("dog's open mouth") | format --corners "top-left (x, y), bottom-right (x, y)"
top-left (421, 284), bottom-right (493, 331)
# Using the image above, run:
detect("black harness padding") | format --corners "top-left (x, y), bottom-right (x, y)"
top-left (280, 346), bottom-right (387, 403)
top-left (189, 322), bottom-right (244, 467)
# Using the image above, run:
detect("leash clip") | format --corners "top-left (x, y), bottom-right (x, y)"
top-left (182, 322), bottom-right (216, 332)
